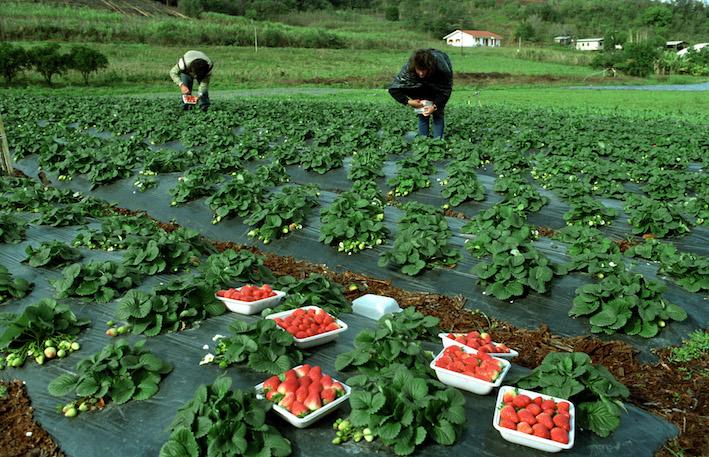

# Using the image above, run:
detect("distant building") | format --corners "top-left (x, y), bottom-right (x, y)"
top-left (666, 40), bottom-right (688, 51)
top-left (443, 30), bottom-right (502, 48)
top-left (554, 36), bottom-right (572, 45)
top-left (575, 38), bottom-right (604, 51)
top-left (677, 43), bottom-right (708, 56)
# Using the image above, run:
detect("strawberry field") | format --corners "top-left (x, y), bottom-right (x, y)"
top-left (0, 95), bottom-right (706, 457)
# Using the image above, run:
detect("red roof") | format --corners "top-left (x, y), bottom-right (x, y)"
top-left (460, 30), bottom-right (503, 39)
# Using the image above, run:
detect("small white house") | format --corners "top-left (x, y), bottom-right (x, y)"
top-left (554, 36), bottom-right (572, 45)
top-left (678, 43), bottom-right (708, 57)
top-left (575, 38), bottom-right (604, 51)
top-left (666, 40), bottom-right (688, 51)
top-left (443, 30), bottom-right (502, 48)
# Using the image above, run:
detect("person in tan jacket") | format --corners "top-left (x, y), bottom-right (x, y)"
top-left (169, 50), bottom-right (213, 112)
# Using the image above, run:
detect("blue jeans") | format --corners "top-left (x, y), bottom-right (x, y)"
top-left (418, 111), bottom-right (444, 139)
top-left (180, 73), bottom-right (210, 111)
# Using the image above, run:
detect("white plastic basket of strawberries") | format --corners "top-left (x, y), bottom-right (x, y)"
top-left (430, 345), bottom-right (511, 395)
top-left (255, 364), bottom-right (351, 428)
top-left (493, 386), bottom-right (574, 452)
top-left (215, 284), bottom-right (285, 315)
top-left (266, 306), bottom-right (348, 348)
top-left (439, 331), bottom-right (518, 359)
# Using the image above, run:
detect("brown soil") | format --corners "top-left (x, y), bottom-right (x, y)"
top-left (0, 380), bottom-right (65, 457)
top-left (4, 198), bottom-right (706, 457)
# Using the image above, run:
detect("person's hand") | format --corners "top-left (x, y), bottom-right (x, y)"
top-left (422, 104), bottom-right (436, 117)
top-left (179, 83), bottom-right (191, 95)
top-left (407, 99), bottom-right (423, 109)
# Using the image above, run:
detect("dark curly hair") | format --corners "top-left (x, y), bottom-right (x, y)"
top-left (191, 59), bottom-right (211, 80)
top-left (408, 49), bottom-right (436, 77)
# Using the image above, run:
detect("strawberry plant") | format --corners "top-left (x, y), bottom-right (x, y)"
top-left (169, 165), bottom-right (226, 206)
top-left (515, 352), bottom-right (629, 438)
top-left (160, 376), bottom-right (291, 457)
top-left (47, 339), bottom-right (172, 416)
top-left (347, 150), bottom-right (385, 181)
top-left (209, 319), bottom-right (303, 374)
top-left (73, 214), bottom-right (161, 250)
top-left (440, 158), bottom-right (485, 207)
top-left (143, 148), bottom-right (198, 174)
top-left (624, 195), bottom-right (691, 238)
top-left (0, 213), bottom-right (28, 243)
top-left (554, 226), bottom-right (624, 278)
top-left (0, 179), bottom-right (75, 212)
top-left (319, 188), bottom-right (388, 254)
top-left (245, 184), bottom-right (319, 244)
top-left (32, 201), bottom-right (105, 227)
top-left (335, 308), bottom-right (438, 375)
top-left (199, 249), bottom-right (276, 287)
top-left (472, 238), bottom-right (560, 300)
top-left (0, 299), bottom-right (88, 368)
top-left (570, 270), bottom-right (687, 337)
top-left (379, 202), bottom-right (460, 276)
top-left (271, 273), bottom-right (350, 316)
top-left (52, 261), bottom-right (141, 303)
top-left (298, 146), bottom-right (344, 174)
top-left (345, 364), bottom-right (467, 455)
top-left (461, 204), bottom-right (532, 258)
top-left (387, 154), bottom-right (434, 197)
top-left (494, 177), bottom-right (549, 213)
top-left (627, 240), bottom-right (709, 293)
top-left (23, 241), bottom-right (82, 268)
top-left (683, 194), bottom-right (708, 225)
top-left (563, 196), bottom-right (617, 227)
top-left (121, 228), bottom-right (208, 276)
top-left (0, 265), bottom-right (32, 303)
top-left (642, 170), bottom-right (690, 201)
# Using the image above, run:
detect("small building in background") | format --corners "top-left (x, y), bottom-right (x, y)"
top-left (443, 30), bottom-right (502, 48)
top-left (575, 38), bottom-right (604, 51)
top-left (677, 43), bottom-right (708, 56)
top-left (666, 40), bottom-right (688, 51)
top-left (554, 36), bottom-right (572, 45)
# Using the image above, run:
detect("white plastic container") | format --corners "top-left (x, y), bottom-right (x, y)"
top-left (255, 371), bottom-right (351, 428)
top-left (430, 346), bottom-right (511, 395)
top-left (215, 288), bottom-right (286, 315)
top-left (413, 99), bottom-right (433, 114)
top-left (439, 333), bottom-right (519, 360)
top-left (492, 386), bottom-right (575, 452)
top-left (265, 306), bottom-right (348, 348)
top-left (352, 294), bottom-right (401, 320)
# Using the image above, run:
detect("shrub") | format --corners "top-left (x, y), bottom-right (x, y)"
top-left (385, 5), bottom-right (400, 21)
top-left (29, 43), bottom-right (68, 86)
top-left (68, 45), bottom-right (108, 85)
top-left (618, 42), bottom-right (660, 77)
top-left (0, 42), bottom-right (30, 85)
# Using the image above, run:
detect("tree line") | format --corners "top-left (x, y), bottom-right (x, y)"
top-left (0, 43), bottom-right (108, 86)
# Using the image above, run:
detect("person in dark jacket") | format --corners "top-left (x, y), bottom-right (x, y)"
top-left (388, 49), bottom-right (453, 139)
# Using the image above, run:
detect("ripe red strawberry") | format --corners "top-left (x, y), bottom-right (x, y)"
top-left (324, 322), bottom-right (340, 332)
top-left (533, 396), bottom-right (543, 406)
top-left (320, 375), bottom-right (333, 388)
top-left (279, 392), bottom-right (295, 410)
top-left (308, 382), bottom-right (323, 394)
top-left (277, 379), bottom-right (299, 395)
top-left (553, 413), bottom-right (570, 432)
top-left (500, 419), bottom-right (516, 430)
top-left (557, 401), bottom-right (570, 412)
top-left (295, 385), bottom-right (309, 403)
top-left (518, 409), bottom-right (537, 426)
top-left (541, 399), bottom-right (556, 410)
top-left (294, 364), bottom-right (311, 378)
top-left (321, 388), bottom-right (336, 404)
top-left (532, 423), bottom-right (551, 439)
top-left (308, 365), bottom-right (322, 381)
top-left (550, 427), bottom-right (569, 444)
top-left (543, 408), bottom-right (555, 416)
top-left (516, 422), bottom-right (533, 435)
top-left (283, 370), bottom-right (297, 382)
top-left (266, 390), bottom-right (283, 402)
top-left (513, 394), bottom-right (532, 408)
top-left (263, 376), bottom-right (280, 393)
top-left (304, 392), bottom-right (322, 411)
top-left (535, 413), bottom-right (554, 430)
top-left (525, 403), bottom-right (542, 416)
top-left (290, 400), bottom-right (309, 418)
top-left (500, 405), bottom-right (519, 423)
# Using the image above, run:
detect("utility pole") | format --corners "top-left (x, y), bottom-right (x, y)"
top-left (0, 114), bottom-right (14, 176)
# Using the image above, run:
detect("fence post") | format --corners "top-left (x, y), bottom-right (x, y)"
top-left (0, 114), bottom-right (14, 175)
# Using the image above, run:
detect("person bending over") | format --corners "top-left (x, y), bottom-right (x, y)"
top-left (170, 50), bottom-right (213, 112)
top-left (388, 49), bottom-right (453, 140)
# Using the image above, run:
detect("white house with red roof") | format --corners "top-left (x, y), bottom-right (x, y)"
top-left (443, 30), bottom-right (503, 47)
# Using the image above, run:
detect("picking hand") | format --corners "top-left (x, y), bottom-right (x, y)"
top-left (422, 104), bottom-right (436, 117)
top-left (179, 84), bottom-right (191, 95)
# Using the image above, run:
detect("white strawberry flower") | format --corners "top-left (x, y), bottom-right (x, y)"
top-left (199, 353), bottom-right (214, 365)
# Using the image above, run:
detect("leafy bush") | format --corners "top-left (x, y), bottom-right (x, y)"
top-left (23, 241), bottom-right (82, 268)
top-left (53, 261), bottom-right (141, 303)
top-left (245, 184), bottom-right (320, 244)
top-left (0, 265), bottom-right (32, 303)
top-left (516, 352), bottom-right (629, 438)
top-left (624, 195), bottom-right (691, 238)
top-left (29, 43), bottom-right (68, 86)
top-left (0, 213), bottom-right (28, 243)
top-left (68, 45), bottom-right (108, 84)
top-left (319, 188), bottom-right (388, 254)
top-left (0, 42), bottom-right (30, 84)
top-left (160, 376), bottom-right (291, 457)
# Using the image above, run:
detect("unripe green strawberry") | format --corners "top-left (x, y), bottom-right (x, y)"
top-left (64, 407), bottom-right (77, 418)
